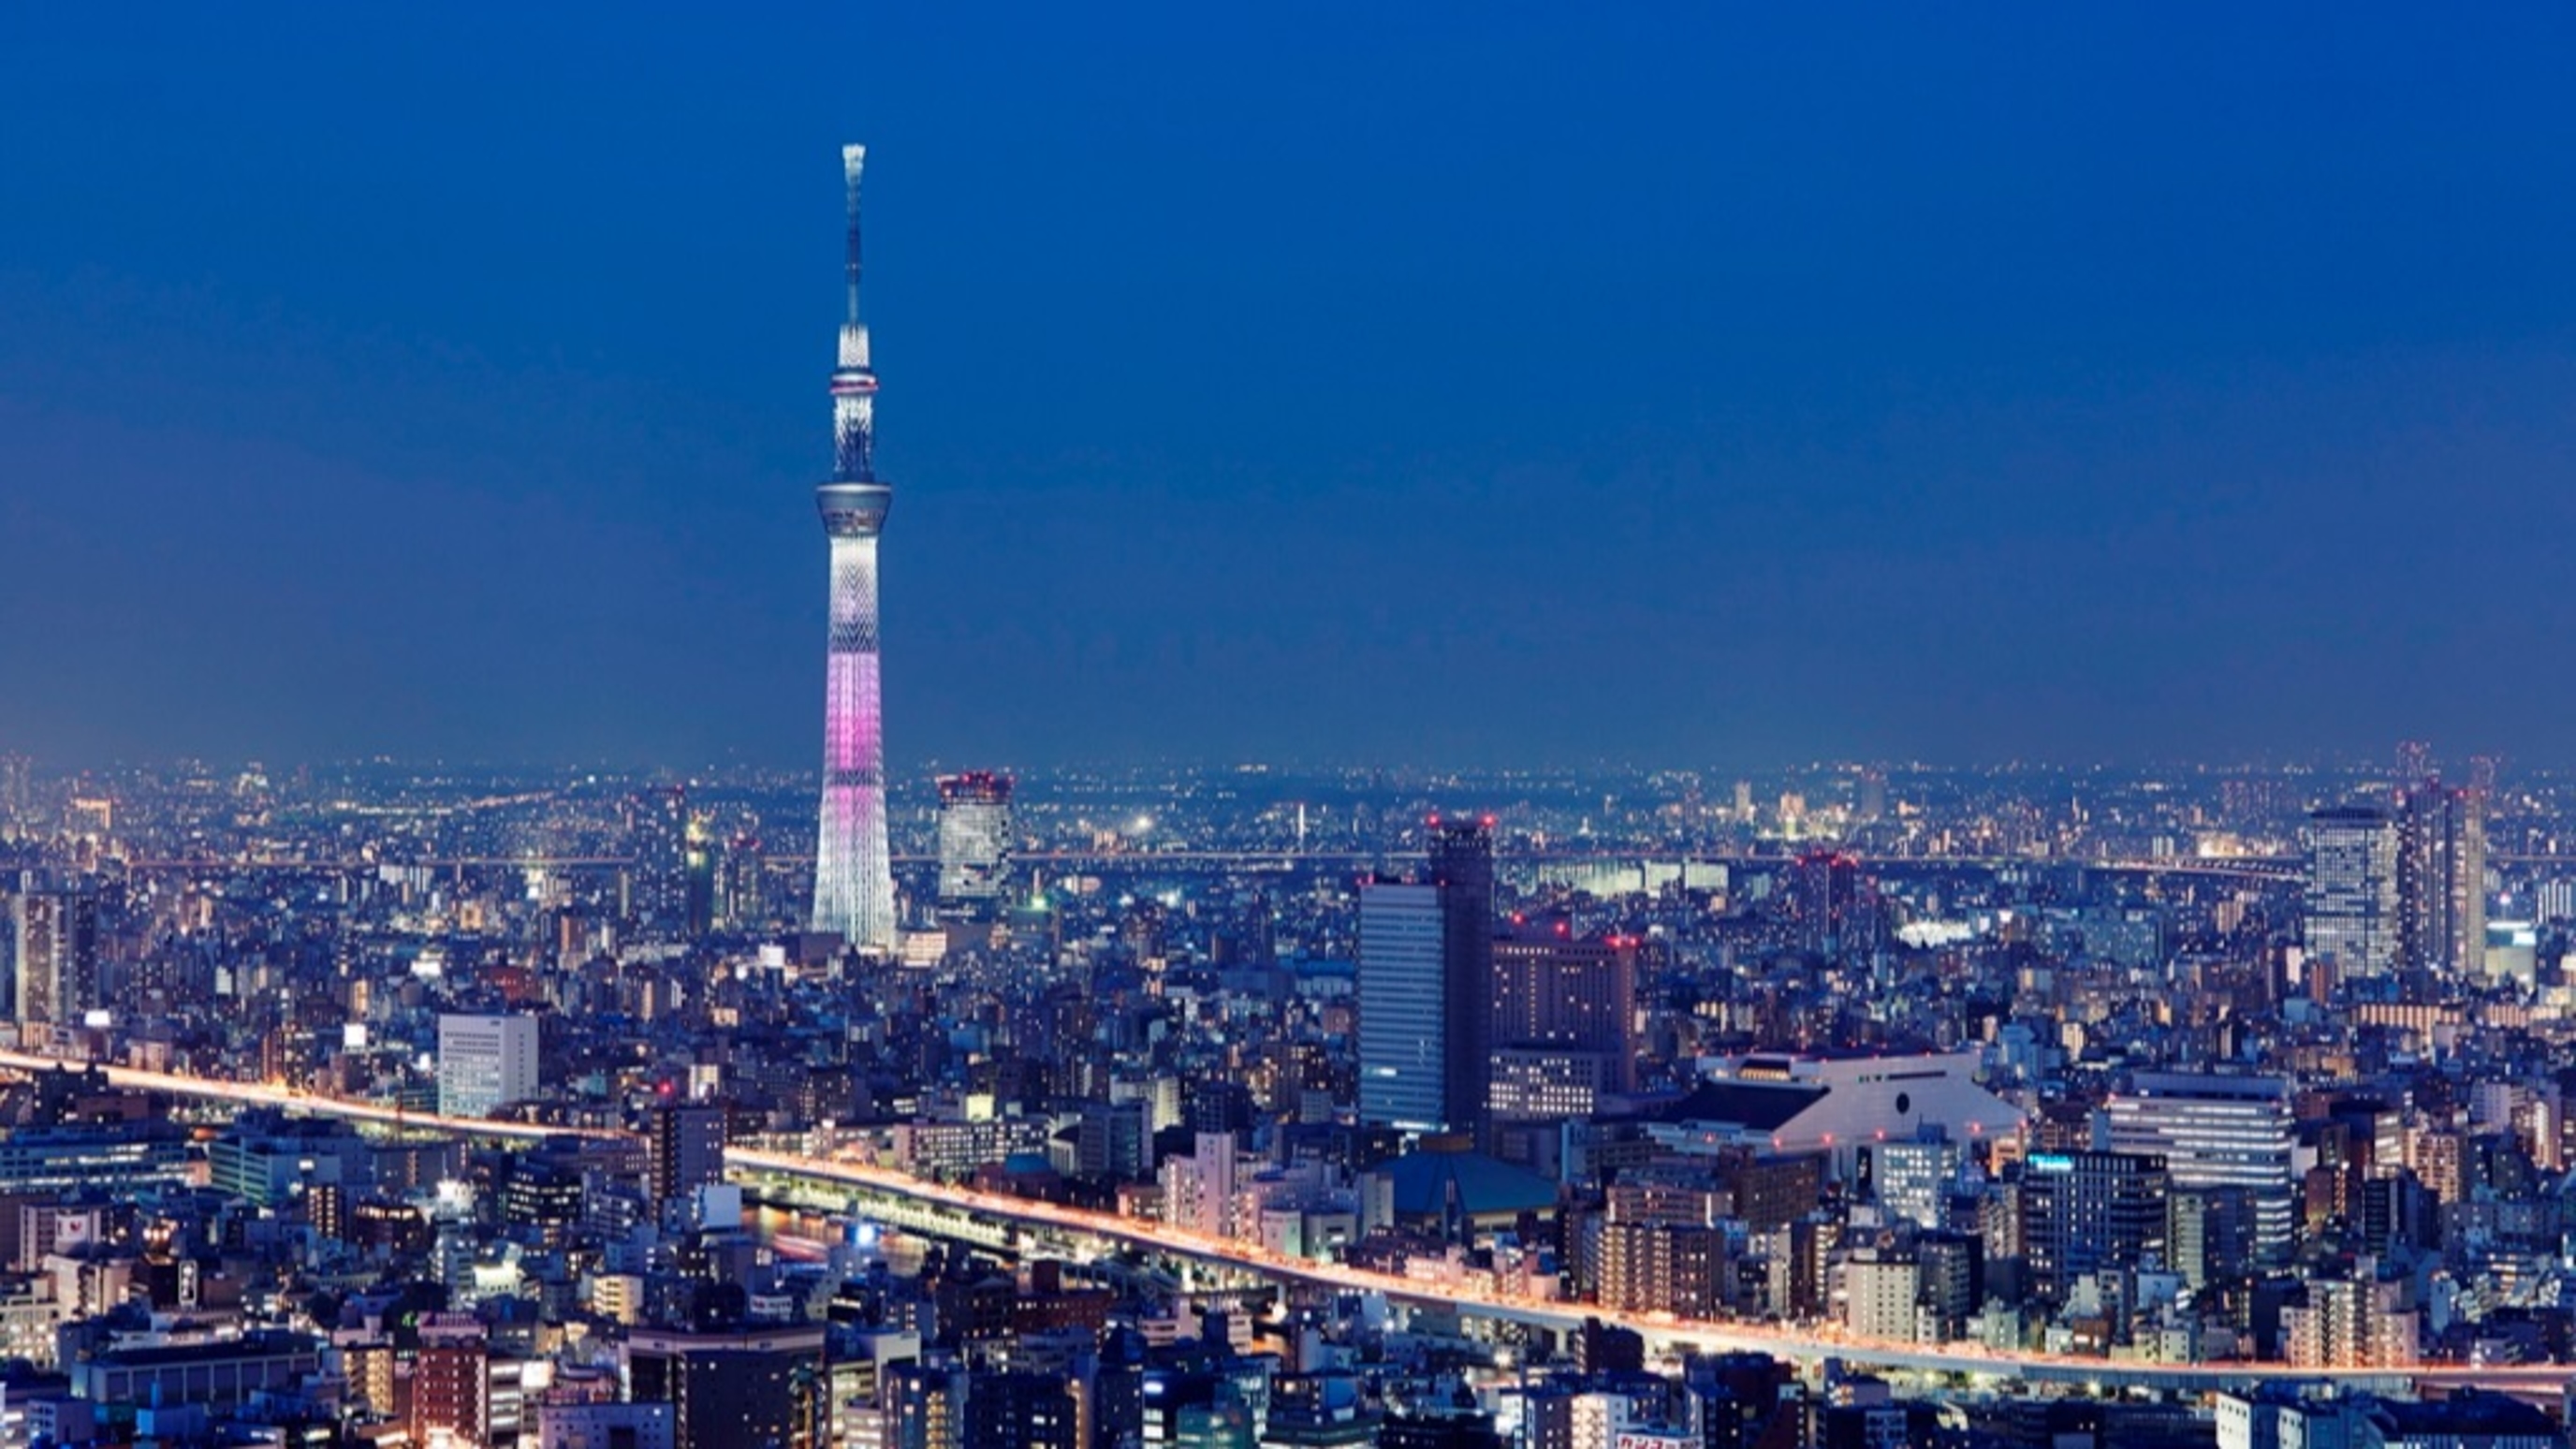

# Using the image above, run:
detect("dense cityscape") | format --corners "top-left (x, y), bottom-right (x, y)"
top-left (10, 10), bottom-right (2576, 1449)
top-left (4, 740), bottom-right (2576, 1449)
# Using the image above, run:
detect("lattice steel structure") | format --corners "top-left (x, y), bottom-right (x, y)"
top-left (810, 144), bottom-right (898, 953)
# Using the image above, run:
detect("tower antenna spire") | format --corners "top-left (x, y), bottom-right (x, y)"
top-left (842, 143), bottom-right (866, 329)
top-left (830, 144), bottom-right (878, 485)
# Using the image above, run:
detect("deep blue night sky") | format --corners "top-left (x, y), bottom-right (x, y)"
top-left (4, 6), bottom-right (2573, 770)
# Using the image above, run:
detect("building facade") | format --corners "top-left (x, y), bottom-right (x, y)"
top-left (934, 772), bottom-right (1014, 921)
top-left (2015, 1149), bottom-right (2168, 1306)
top-left (1430, 818), bottom-right (1497, 1140)
top-left (8, 873), bottom-right (99, 1026)
top-left (438, 1014), bottom-right (540, 1119)
top-left (2103, 1072), bottom-right (2295, 1266)
top-left (2395, 777), bottom-right (2485, 980)
top-left (2306, 806), bottom-right (2398, 981)
top-left (1356, 882), bottom-right (1444, 1133)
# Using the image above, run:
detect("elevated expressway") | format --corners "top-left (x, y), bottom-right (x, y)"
top-left (1, 1049), bottom-right (2563, 1398)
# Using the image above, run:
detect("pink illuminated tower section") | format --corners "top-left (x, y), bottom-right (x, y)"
top-left (810, 143), bottom-right (898, 952)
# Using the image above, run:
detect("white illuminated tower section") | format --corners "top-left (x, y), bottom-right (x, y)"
top-left (810, 143), bottom-right (899, 952)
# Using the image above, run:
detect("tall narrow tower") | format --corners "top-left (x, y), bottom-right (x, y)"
top-left (810, 143), bottom-right (898, 952)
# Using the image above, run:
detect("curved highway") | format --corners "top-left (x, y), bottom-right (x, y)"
top-left (2, 1048), bottom-right (2564, 1393)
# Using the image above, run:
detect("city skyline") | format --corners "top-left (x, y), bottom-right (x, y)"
top-left (11, 652), bottom-right (2576, 1408)
top-left (16, 10), bottom-right (2576, 1438)
top-left (7, 8), bottom-right (2576, 769)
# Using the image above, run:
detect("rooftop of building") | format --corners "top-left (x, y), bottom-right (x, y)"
top-left (1370, 1149), bottom-right (1558, 1219)
top-left (1633, 1079), bottom-right (1827, 1133)
top-left (81, 1330), bottom-right (322, 1368)
top-left (2367, 1391), bottom-right (2560, 1440)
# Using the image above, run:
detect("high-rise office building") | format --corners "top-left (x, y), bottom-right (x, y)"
top-left (1489, 917), bottom-right (1639, 1090)
top-left (2166, 1185), bottom-right (2259, 1292)
top-left (436, 1014), bottom-right (540, 1119)
top-left (2395, 773), bottom-right (2486, 979)
top-left (1792, 850), bottom-right (1869, 960)
top-left (720, 832), bottom-right (766, 929)
top-left (1357, 818), bottom-right (1515, 1138)
top-left (2103, 1072), bottom-right (2294, 1265)
top-left (2014, 1149), bottom-right (2168, 1305)
top-left (1160, 1130), bottom-right (1243, 1239)
top-left (809, 143), bottom-right (900, 955)
top-left (9, 873), bottom-right (100, 1026)
top-left (2305, 806), bottom-right (2397, 981)
top-left (2282, 1275), bottom-right (2417, 1368)
top-left (1429, 818), bottom-right (1497, 1140)
top-left (1840, 1242), bottom-right (1925, 1342)
top-left (631, 785), bottom-right (692, 936)
top-left (1358, 820), bottom-right (1501, 1136)
top-left (935, 772), bottom-right (1014, 920)
top-left (1356, 881), bottom-right (1445, 1133)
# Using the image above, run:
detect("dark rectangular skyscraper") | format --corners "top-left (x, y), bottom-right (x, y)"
top-left (650, 1102), bottom-right (727, 1204)
top-left (1429, 817), bottom-right (1496, 1141)
top-left (1793, 850), bottom-right (1867, 961)
top-left (2015, 1149), bottom-right (2168, 1306)
top-left (2395, 774), bottom-right (2485, 981)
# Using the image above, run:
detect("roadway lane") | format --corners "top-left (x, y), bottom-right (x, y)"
top-left (3, 1048), bottom-right (2563, 1391)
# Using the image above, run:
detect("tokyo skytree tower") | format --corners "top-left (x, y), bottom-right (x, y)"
top-left (810, 144), bottom-right (898, 953)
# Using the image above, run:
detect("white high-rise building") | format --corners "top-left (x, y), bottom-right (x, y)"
top-left (933, 772), bottom-right (1013, 920)
top-left (2104, 1071), bottom-right (2295, 1266)
top-left (1356, 881), bottom-right (1445, 1133)
top-left (438, 1014), bottom-right (540, 1119)
top-left (2305, 805), bottom-right (2397, 979)
top-left (1158, 1130), bottom-right (1242, 1239)
top-left (1871, 1134), bottom-right (1966, 1230)
top-left (1842, 1246), bottom-right (1925, 1343)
